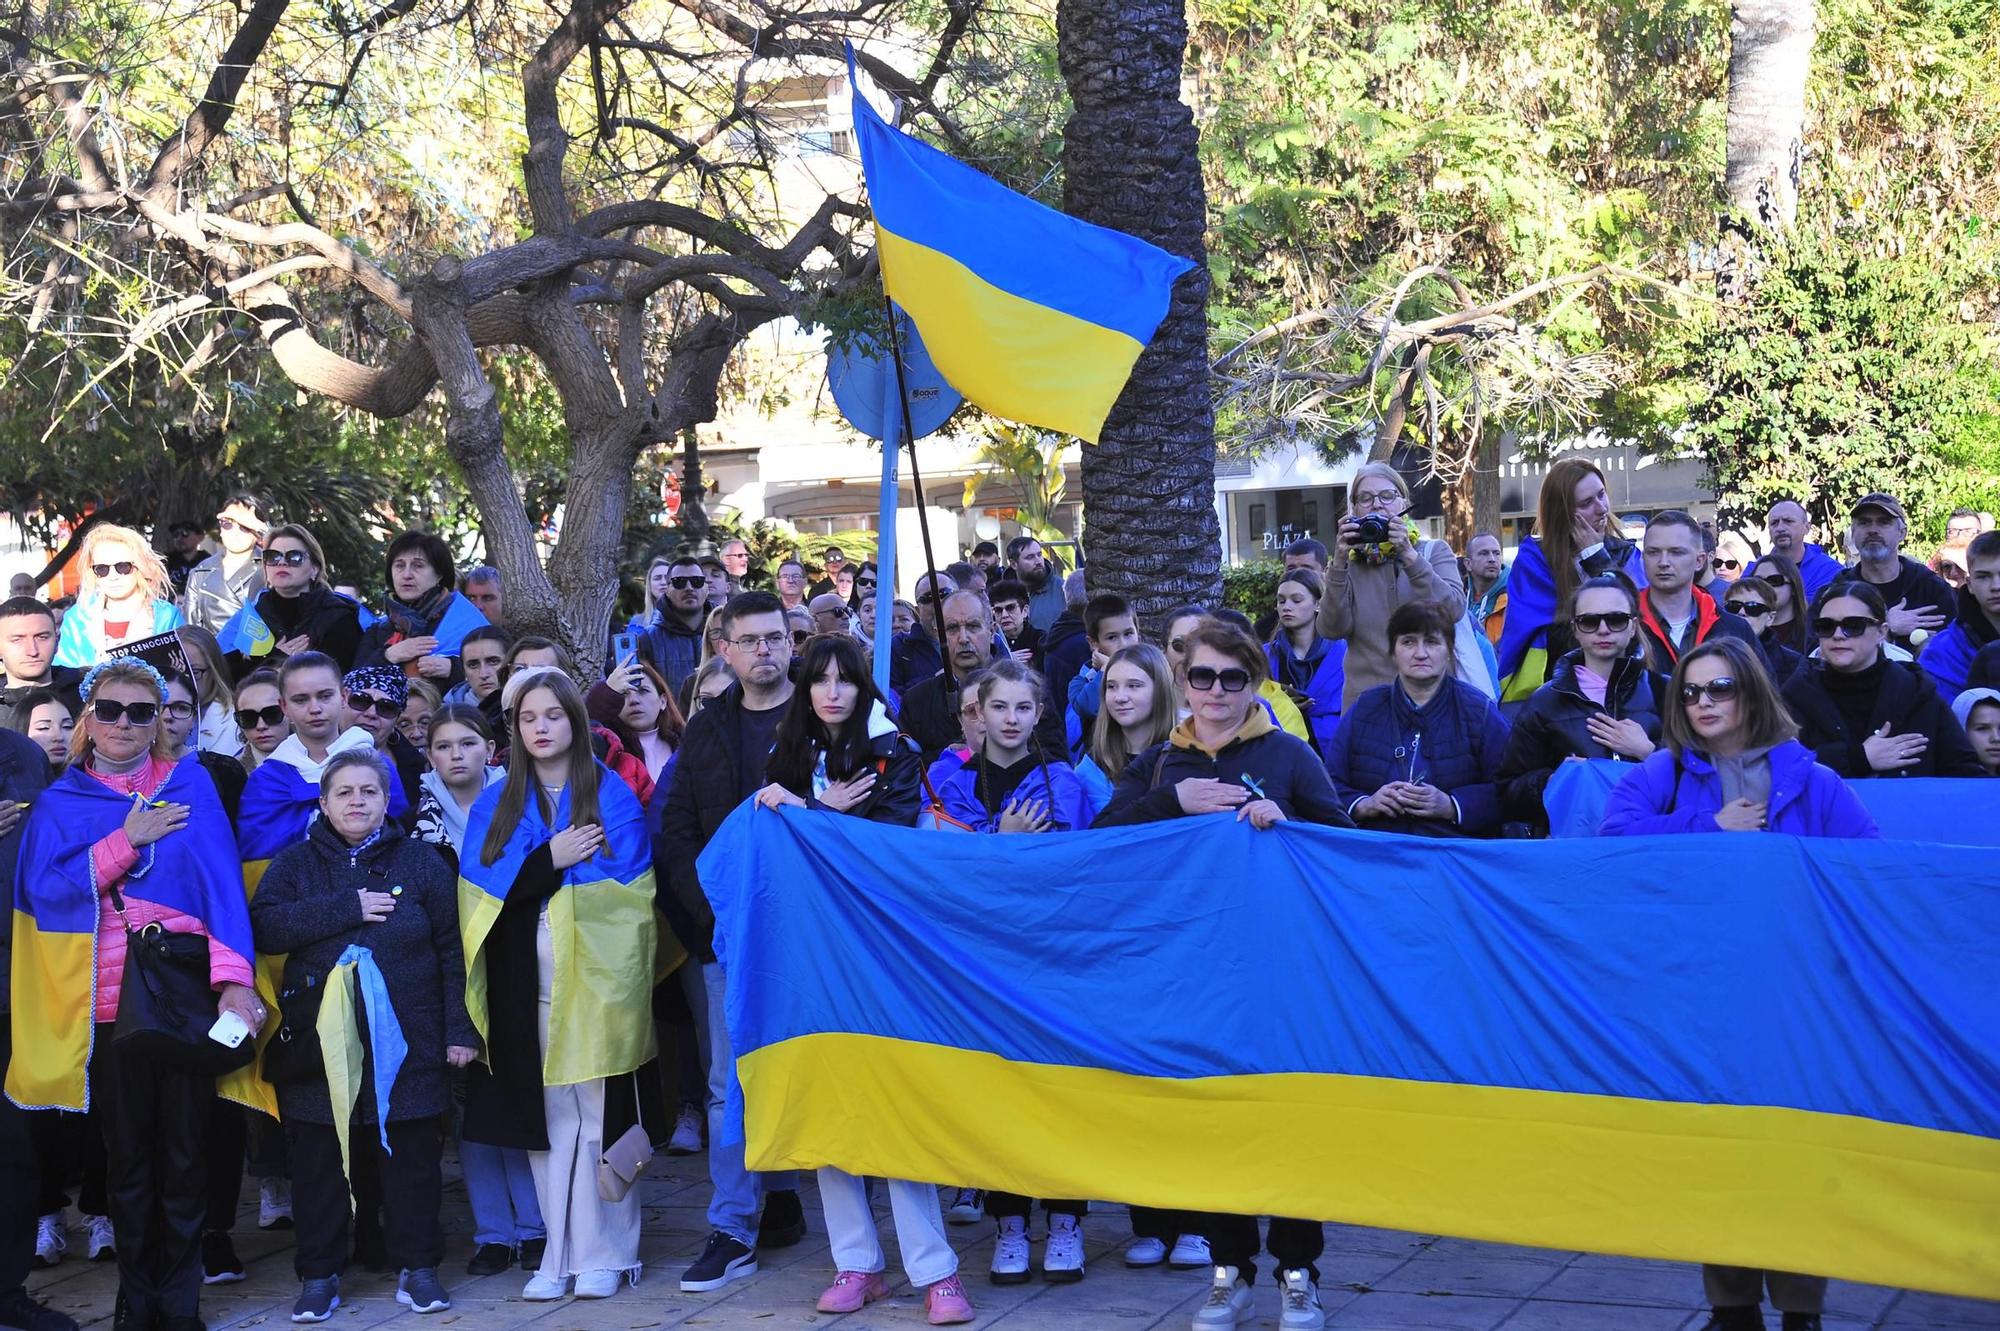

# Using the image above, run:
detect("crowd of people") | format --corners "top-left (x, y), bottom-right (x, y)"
top-left (0, 470), bottom-right (1993, 1331)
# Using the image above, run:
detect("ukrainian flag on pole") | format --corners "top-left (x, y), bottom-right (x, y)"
top-left (848, 47), bottom-right (1195, 444)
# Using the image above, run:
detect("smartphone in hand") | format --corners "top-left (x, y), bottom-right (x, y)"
top-left (209, 1010), bottom-right (251, 1049)
top-left (612, 631), bottom-right (638, 665)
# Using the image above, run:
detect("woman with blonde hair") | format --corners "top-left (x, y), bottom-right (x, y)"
top-left (1317, 462), bottom-right (1463, 709)
top-left (53, 524), bottom-right (183, 667)
top-left (1076, 643), bottom-right (1177, 809)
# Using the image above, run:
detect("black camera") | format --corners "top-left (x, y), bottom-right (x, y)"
top-left (1355, 514), bottom-right (1393, 545)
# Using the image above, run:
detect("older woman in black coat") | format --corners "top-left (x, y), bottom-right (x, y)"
top-left (250, 748), bottom-right (477, 1324)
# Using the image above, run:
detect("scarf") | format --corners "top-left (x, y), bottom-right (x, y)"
top-left (418, 766), bottom-right (504, 852)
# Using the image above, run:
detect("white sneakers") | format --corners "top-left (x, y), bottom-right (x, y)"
top-left (1191, 1265), bottom-right (1255, 1328)
top-left (572, 1269), bottom-right (629, 1299)
top-left (1042, 1214), bottom-right (1085, 1283)
top-left (33, 1214), bottom-right (66, 1267)
top-left (1280, 1267), bottom-right (1325, 1329)
top-left (1124, 1236), bottom-right (1168, 1267)
top-left (521, 1272), bottom-right (570, 1301)
top-left (86, 1215), bottom-right (116, 1261)
top-left (666, 1105), bottom-right (703, 1156)
top-left (1169, 1233), bottom-right (1212, 1269)
top-left (259, 1178), bottom-right (294, 1230)
top-left (989, 1216), bottom-right (1031, 1284)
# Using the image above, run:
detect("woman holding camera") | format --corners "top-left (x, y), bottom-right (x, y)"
top-left (250, 748), bottom-right (476, 1322)
top-left (1317, 462), bottom-right (1465, 709)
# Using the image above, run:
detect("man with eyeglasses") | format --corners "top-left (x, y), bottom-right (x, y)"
top-left (774, 559), bottom-right (808, 612)
top-left (1919, 530), bottom-right (2000, 699)
top-left (638, 557), bottom-right (708, 700)
top-left (182, 495), bottom-right (268, 634)
top-left (1844, 492), bottom-right (1955, 650)
top-left (655, 592), bottom-right (807, 1293)
top-left (1635, 511), bottom-right (1766, 671)
top-left (718, 539), bottom-right (752, 592)
top-left (0, 597), bottom-right (82, 720)
top-left (898, 591), bottom-right (1066, 764)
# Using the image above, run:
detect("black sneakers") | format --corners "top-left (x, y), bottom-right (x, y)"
top-left (290, 1276), bottom-right (341, 1324)
top-left (466, 1243), bottom-right (513, 1277)
top-left (679, 1231), bottom-right (757, 1292)
top-left (397, 1268), bottom-right (452, 1314)
top-left (756, 1189), bottom-right (807, 1249)
top-left (0, 1290), bottom-right (81, 1331)
top-left (1701, 1310), bottom-right (1764, 1331)
top-left (200, 1230), bottom-right (245, 1285)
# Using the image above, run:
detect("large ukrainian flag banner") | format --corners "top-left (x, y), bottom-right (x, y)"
top-left (457, 764), bottom-right (663, 1085)
top-left (8, 760), bottom-right (276, 1115)
top-left (848, 49), bottom-right (1195, 444)
top-left (701, 808), bottom-right (2000, 1300)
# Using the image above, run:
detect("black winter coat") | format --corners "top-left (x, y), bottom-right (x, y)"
top-left (246, 585), bottom-right (364, 674)
top-left (1094, 723), bottom-right (1355, 828)
top-left (1495, 651), bottom-right (1666, 827)
top-left (770, 727), bottom-right (923, 825)
top-left (1973, 641), bottom-right (2000, 691)
top-left (1781, 658), bottom-right (1986, 778)
top-left (655, 683), bottom-right (790, 960)
top-left (249, 819), bottom-right (476, 1126)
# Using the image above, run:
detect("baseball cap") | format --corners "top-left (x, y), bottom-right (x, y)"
top-left (1851, 492), bottom-right (1906, 524)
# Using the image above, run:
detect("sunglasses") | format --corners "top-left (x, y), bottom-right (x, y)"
top-left (262, 548), bottom-right (309, 566)
top-left (1757, 574), bottom-right (1790, 588)
top-left (216, 516), bottom-right (265, 536)
top-left (1571, 612), bottom-right (1634, 633)
top-left (90, 562), bottom-right (136, 578)
top-left (1724, 600), bottom-right (1774, 619)
top-left (791, 630), bottom-right (812, 645)
top-left (1679, 678), bottom-right (1740, 706)
top-left (667, 576), bottom-right (706, 590)
top-left (1812, 615), bottom-right (1880, 640)
top-left (857, 578), bottom-right (878, 589)
top-left (345, 692), bottom-right (404, 719)
top-left (91, 698), bottom-right (159, 726)
top-left (235, 704), bottom-right (286, 729)
top-left (1712, 558), bottom-right (1740, 572)
top-left (1186, 665), bottom-right (1252, 693)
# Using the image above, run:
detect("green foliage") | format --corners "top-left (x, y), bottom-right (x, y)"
top-left (961, 423), bottom-right (1067, 542)
top-left (1642, 224), bottom-right (2000, 542)
top-left (1221, 559), bottom-right (1285, 618)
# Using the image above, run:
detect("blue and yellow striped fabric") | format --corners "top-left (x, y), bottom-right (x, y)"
top-left (699, 808), bottom-right (2000, 1299)
top-left (848, 49), bottom-right (1195, 444)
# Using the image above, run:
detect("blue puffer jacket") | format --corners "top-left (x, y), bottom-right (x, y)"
top-left (935, 753), bottom-right (1099, 832)
top-left (1326, 675), bottom-right (1511, 837)
top-left (1599, 740), bottom-right (1879, 838)
top-left (1265, 634), bottom-right (1347, 761)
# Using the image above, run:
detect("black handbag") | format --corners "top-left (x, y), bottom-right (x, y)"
top-left (109, 886), bottom-right (258, 1078)
top-left (262, 969), bottom-right (330, 1085)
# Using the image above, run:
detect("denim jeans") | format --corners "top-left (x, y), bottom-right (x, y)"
top-left (696, 963), bottom-right (796, 1245)
top-left (461, 1140), bottom-right (544, 1247)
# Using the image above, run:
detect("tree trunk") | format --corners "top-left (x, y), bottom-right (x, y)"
top-left (1726, 0), bottom-right (1815, 229)
top-left (1059, 0), bottom-right (1220, 626)
top-left (1441, 429), bottom-right (1501, 551)
top-left (679, 427), bottom-right (711, 549)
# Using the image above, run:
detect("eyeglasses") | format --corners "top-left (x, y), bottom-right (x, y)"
top-left (1168, 638), bottom-right (1186, 656)
top-left (162, 701), bottom-right (196, 721)
top-left (1812, 615), bottom-right (1880, 640)
top-left (1570, 612), bottom-right (1634, 633)
top-left (262, 548), bottom-right (309, 567)
top-left (728, 632), bottom-right (787, 653)
top-left (1724, 600), bottom-right (1774, 619)
top-left (1353, 489), bottom-right (1402, 510)
top-left (1678, 678), bottom-right (1740, 705)
top-left (91, 699), bottom-right (159, 726)
top-left (667, 576), bottom-right (706, 590)
top-left (215, 516), bottom-right (265, 537)
top-left (791, 629), bottom-right (812, 645)
top-left (345, 692), bottom-right (404, 719)
top-left (1186, 665), bottom-right (1252, 693)
top-left (235, 704), bottom-right (286, 729)
top-left (1758, 574), bottom-right (1790, 588)
top-left (90, 562), bottom-right (136, 578)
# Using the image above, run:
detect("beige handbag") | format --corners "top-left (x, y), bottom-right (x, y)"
top-left (596, 1081), bottom-right (654, 1201)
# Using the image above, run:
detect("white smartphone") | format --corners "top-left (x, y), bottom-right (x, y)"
top-left (209, 1010), bottom-right (252, 1049)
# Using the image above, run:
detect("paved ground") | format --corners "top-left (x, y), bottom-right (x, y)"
top-left (27, 1147), bottom-right (1998, 1330)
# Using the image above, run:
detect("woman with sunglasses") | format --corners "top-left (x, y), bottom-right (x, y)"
top-left (1093, 623), bottom-right (1349, 1329)
top-left (1495, 573), bottom-right (1666, 832)
top-left (53, 523), bottom-right (185, 667)
top-left (1600, 640), bottom-right (1871, 1331)
top-left (846, 561), bottom-right (880, 614)
top-left (244, 525), bottom-right (363, 673)
top-left (1327, 601), bottom-right (1511, 838)
top-left (1718, 578), bottom-right (1804, 685)
top-left (10, 658), bottom-right (264, 1331)
top-left (1742, 554), bottom-right (1808, 654)
top-left (1777, 581), bottom-right (1984, 778)
top-left (748, 637), bottom-right (973, 1323)
top-left (231, 669), bottom-right (290, 773)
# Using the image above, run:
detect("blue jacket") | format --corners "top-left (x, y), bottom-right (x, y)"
top-left (1794, 543), bottom-right (1845, 600)
top-left (935, 754), bottom-right (1098, 833)
top-left (1326, 676), bottom-right (1511, 837)
top-left (1918, 588), bottom-right (1998, 700)
top-left (638, 615), bottom-right (704, 701)
top-left (53, 596), bottom-right (185, 668)
top-left (1265, 635), bottom-right (1347, 761)
top-left (1600, 740), bottom-right (1880, 839)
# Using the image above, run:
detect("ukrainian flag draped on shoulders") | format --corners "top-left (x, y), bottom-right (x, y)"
top-left (8, 759), bottom-right (260, 1112)
top-left (1496, 535), bottom-right (1647, 704)
top-left (458, 762), bottom-right (659, 1086)
top-left (847, 46), bottom-right (1194, 444)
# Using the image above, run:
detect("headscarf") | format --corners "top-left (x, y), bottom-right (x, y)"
top-left (341, 665), bottom-right (407, 708)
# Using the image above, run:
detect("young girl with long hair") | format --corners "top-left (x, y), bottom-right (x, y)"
top-left (1076, 644), bottom-right (1177, 809)
top-left (458, 670), bottom-right (659, 1302)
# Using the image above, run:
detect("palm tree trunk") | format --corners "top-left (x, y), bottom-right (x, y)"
top-left (1726, 0), bottom-right (1816, 229)
top-left (1059, 0), bottom-right (1220, 624)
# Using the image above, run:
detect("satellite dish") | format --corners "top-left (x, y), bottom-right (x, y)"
top-left (827, 307), bottom-right (962, 443)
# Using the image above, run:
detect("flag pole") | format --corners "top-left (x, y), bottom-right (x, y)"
top-left (880, 292), bottom-right (956, 692)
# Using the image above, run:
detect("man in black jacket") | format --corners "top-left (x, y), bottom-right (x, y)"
top-left (1845, 492), bottom-right (1955, 649)
top-left (0, 598), bottom-right (82, 722)
top-left (0, 727), bottom-right (74, 1331)
top-left (900, 591), bottom-right (1067, 763)
top-left (1635, 512), bottom-right (1765, 671)
top-left (640, 556), bottom-right (708, 700)
top-left (653, 592), bottom-right (804, 1294)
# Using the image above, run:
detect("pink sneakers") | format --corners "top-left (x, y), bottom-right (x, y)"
top-left (925, 1274), bottom-right (976, 1325)
top-left (816, 1269), bottom-right (890, 1313)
